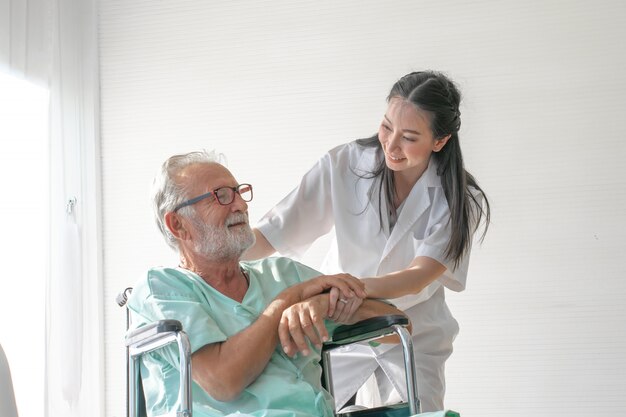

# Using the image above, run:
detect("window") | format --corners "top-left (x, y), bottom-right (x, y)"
top-left (0, 71), bottom-right (49, 417)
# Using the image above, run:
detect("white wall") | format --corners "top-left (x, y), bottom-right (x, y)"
top-left (99, 1), bottom-right (626, 416)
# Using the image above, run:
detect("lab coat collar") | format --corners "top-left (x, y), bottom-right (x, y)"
top-left (381, 159), bottom-right (442, 260)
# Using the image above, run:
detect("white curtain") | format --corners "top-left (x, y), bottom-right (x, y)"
top-left (0, 1), bottom-right (103, 417)
top-left (0, 0), bottom-right (49, 86)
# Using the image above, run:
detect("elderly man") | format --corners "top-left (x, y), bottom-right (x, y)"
top-left (127, 151), bottom-right (406, 417)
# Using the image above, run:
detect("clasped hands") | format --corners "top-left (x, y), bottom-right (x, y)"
top-left (279, 273), bottom-right (366, 358)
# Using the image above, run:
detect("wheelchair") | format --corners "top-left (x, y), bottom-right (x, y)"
top-left (117, 287), bottom-right (458, 417)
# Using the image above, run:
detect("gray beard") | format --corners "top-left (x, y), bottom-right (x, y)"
top-left (192, 214), bottom-right (256, 261)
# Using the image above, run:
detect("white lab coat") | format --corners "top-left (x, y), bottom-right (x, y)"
top-left (257, 141), bottom-right (473, 412)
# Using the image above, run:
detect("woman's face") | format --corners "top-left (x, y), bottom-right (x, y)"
top-left (378, 97), bottom-right (449, 184)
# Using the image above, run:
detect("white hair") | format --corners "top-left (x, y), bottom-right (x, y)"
top-left (151, 150), bottom-right (226, 251)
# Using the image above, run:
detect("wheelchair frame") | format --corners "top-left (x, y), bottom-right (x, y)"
top-left (125, 320), bottom-right (192, 417)
top-left (118, 288), bottom-right (420, 417)
top-left (323, 315), bottom-right (420, 415)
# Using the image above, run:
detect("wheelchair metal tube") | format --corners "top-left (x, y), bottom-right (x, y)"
top-left (117, 288), bottom-right (133, 417)
top-left (393, 324), bottom-right (420, 415)
top-left (176, 332), bottom-right (192, 417)
top-left (128, 354), bottom-right (138, 417)
top-left (321, 349), bottom-right (335, 400)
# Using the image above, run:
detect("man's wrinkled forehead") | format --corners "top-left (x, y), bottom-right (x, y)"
top-left (177, 162), bottom-right (237, 191)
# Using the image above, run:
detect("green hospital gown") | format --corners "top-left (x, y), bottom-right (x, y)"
top-left (127, 256), bottom-right (337, 417)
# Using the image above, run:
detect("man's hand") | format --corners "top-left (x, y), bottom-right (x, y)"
top-left (278, 274), bottom-right (368, 357)
top-left (278, 294), bottom-right (329, 357)
top-left (278, 291), bottom-right (409, 358)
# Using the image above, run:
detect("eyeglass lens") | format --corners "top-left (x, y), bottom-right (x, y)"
top-left (215, 184), bottom-right (253, 205)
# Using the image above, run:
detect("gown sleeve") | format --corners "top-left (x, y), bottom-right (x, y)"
top-left (128, 269), bottom-right (228, 364)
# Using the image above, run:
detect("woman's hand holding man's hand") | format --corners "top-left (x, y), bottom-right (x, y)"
top-left (279, 273), bottom-right (366, 357)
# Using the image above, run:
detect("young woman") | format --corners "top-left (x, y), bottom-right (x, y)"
top-left (245, 71), bottom-right (490, 412)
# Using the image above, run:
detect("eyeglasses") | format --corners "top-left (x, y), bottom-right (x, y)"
top-left (173, 183), bottom-right (253, 212)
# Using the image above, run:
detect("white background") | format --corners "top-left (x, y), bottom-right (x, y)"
top-left (99, 1), bottom-right (626, 416)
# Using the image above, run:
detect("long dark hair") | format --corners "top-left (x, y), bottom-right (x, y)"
top-left (356, 71), bottom-right (490, 269)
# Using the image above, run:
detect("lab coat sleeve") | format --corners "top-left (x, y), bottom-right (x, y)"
top-left (256, 153), bottom-right (335, 258)
top-left (414, 187), bottom-right (485, 292)
top-left (415, 219), bottom-right (469, 292)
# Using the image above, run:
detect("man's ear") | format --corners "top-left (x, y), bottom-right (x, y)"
top-left (433, 134), bottom-right (451, 152)
top-left (164, 211), bottom-right (187, 240)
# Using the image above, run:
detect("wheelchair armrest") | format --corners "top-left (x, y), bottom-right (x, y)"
top-left (124, 319), bottom-right (192, 417)
top-left (125, 319), bottom-right (184, 351)
top-left (326, 314), bottom-right (409, 348)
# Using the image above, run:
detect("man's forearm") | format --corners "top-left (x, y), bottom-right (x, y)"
top-left (192, 274), bottom-right (368, 400)
top-left (192, 289), bottom-right (300, 401)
